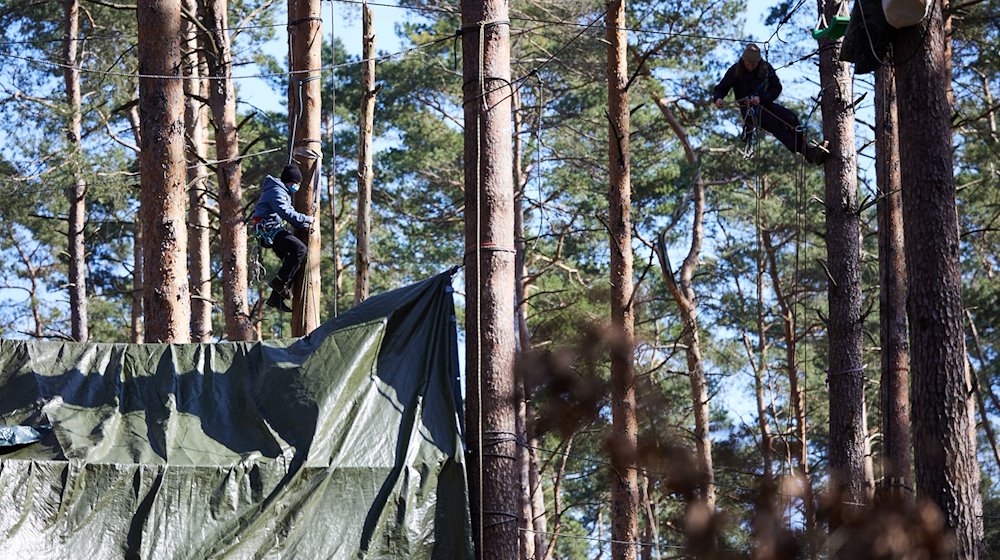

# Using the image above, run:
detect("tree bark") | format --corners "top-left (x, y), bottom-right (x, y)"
top-left (323, 109), bottom-right (343, 316)
top-left (184, 0), bottom-right (212, 342)
top-left (204, 0), bottom-right (251, 341)
top-left (62, 0), bottom-right (88, 342)
top-left (288, 0), bottom-right (322, 335)
top-left (652, 96), bottom-right (715, 510)
top-left (761, 228), bottom-right (816, 547)
top-left (129, 109), bottom-right (143, 344)
top-left (607, 3), bottom-right (638, 559)
top-left (138, 0), bottom-right (191, 343)
top-left (895, 2), bottom-right (984, 556)
top-left (815, 0), bottom-right (873, 519)
top-left (512, 89), bottom-right (536, 560)
top-left (461, 0), bottom-right (517, 557)
top-left (131, 222), bottom-right (144, 343)
top-left (355, 2), bottom-right (375, 305)
top-left (874, 61), bottom-right (912, 502)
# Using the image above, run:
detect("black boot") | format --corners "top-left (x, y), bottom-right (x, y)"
top-left (269, 277), bottom-right (291, 300)
top-left (265, 290), bottom-right (293, 313)
top-left (805, 141), bottom-right (829, 165)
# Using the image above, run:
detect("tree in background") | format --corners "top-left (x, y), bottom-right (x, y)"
top-left (896, 0), bottom-right (984, 555)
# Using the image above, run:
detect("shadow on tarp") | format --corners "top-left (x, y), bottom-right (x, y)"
top-left (0, 271), bottom-right (472, 560)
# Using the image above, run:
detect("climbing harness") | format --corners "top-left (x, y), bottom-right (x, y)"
top-left (251, 216), bottom-right (282, 248)
top-left (740, 102), bottom-right (762, 159)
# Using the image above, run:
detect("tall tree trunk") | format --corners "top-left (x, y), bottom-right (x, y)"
top-left (129, 106), bottom-right (143, 343)
top-left (749, 186), bottom-right (773, 482)
top-left (132, 222), bottom-right (144, 343)
top-left (204, 0), bottom-right (251, 341)
top-left (185, 0), bottom-right (212, 342)
top-left (512, 90), bottom-right (536, 560)
top-left (62, 0), bottom-right (88, 342)
top-left (816, 0), bottom-right (873, 519)
top-left (530, 436), bottom-right (547, 555)
top-left (461, 1), bottom-right (516, 557)
top-left (762, 228), bottom-right (816, 547)
top-left (288, 0), bottom-right (322, 335)
top-left (138, 0), bottom-right (191, 343)
top-left (355, 2), bottom-right (375, 305)
top-left (323, 110), bottom-right (342, 316)
top-left (874, 61), bottom-right (912, 502)
top-left (607, 3), bottom-right (638, 559)
top-left (896, 5), bottom-right (983, 554)
top-left (652, 96), bottom-right (715, 510)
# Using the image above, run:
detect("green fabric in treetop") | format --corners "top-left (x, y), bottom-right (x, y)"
top-left (0, 271), bottom-right (472, 560)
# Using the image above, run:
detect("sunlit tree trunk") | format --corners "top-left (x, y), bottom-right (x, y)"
top-left (138, 0), bottom-right (191, 343)
top-left (512, 90), bottom-right (536, 560)
top-left (204, 0), bottom-right (251, 341)
top-left (62, 0), bottom-right (88, 342)
top-left (184, 0), bottom-right (212, 341)
top-left (895, 2), bottom-right (983, 555)
top-left (461, 0), bottom-right (517, 557)
top-left (355, 1), bottom-right (375, 305)
top-left (288, 0), bottom-right (323, 335)
top-left (607, 2), bottom-right (638, 559)
top-left (652, 96), bottom-right (715, 510)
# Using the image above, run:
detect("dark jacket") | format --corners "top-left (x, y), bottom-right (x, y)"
top-left (712, 61), bottom-right (782, 104)
top-left (252, 175), bottom-right (314, 232)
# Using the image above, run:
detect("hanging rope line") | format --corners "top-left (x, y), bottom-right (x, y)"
top-left (331, 0), bottom-right (764, 44)
top-left (1, 31), bottom-right (461, 82)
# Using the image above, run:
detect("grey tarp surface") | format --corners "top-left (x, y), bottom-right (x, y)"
top-left (0, 272), bottom-right (472, 560)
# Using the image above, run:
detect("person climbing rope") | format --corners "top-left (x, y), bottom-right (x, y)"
top-left (252, 163), bottom-right (314, 313)
top-left (712, 43), bottom-right (828, 165)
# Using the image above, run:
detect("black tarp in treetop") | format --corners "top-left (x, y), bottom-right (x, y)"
top-left (0, 271), bottom-right (472, 559)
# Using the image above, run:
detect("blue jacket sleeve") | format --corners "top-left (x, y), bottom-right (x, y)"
top-left (273, 188), bottom-right (314, 231)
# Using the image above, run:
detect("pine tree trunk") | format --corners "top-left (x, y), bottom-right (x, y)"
top-left (607, 3), bottom-right (638, 558)
top-left (894, 3), bottom-right (984, 555)
top-left (461, 0), bottom-right (517, 557)
top-left (355, 2), bottom-right (375, 305)
top-left (62, 0), bottom-right (88, 342)
top-left (137, 0), bottom-right (191, 343)
top-left (204, 0), bottom-right (251, 341)
top-left (132, 222), bottom-right (144, 343)
top-left (652, 96), bottom-right (714, 510)
top-left (874, 62), bottom-right (912, 502)
top-left (323, 111), bottom-right (341, 316)
top-left (762, 228), bottom-right (816, 548)
top-left (815, 0), bottom-right (873, 518)
top-left (512, 90), bottom-right (536, 560)
top-left (185, 0), bottom-right (212, 342)
top-left (288, 0), bottom-right (322, 335)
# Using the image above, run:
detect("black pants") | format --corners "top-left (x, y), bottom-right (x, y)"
top-left (744, 102), bottom-right (808, 155)
top-left (272, 230), bottom-right (307, 286)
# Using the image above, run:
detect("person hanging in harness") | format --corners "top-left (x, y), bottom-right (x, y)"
top-left (712, 43), bottom-right (828, 165)
top-left (252, 164), bottom-right (314, 313)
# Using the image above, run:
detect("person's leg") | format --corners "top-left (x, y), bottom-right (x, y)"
top-left (271, 230), bottom-right (308, 288)
top-left (760, 102), bottom-right (806, 155)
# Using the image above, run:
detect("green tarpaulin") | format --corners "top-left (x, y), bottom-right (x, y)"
top-left (0, 272), bottom-right (472, 559)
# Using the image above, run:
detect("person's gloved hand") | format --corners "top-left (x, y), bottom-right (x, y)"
top-left (748, 95), bottom-right (761, 106)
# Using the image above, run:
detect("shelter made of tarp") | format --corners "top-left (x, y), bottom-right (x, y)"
top-left (0, 272), bottom-right (472, 559)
